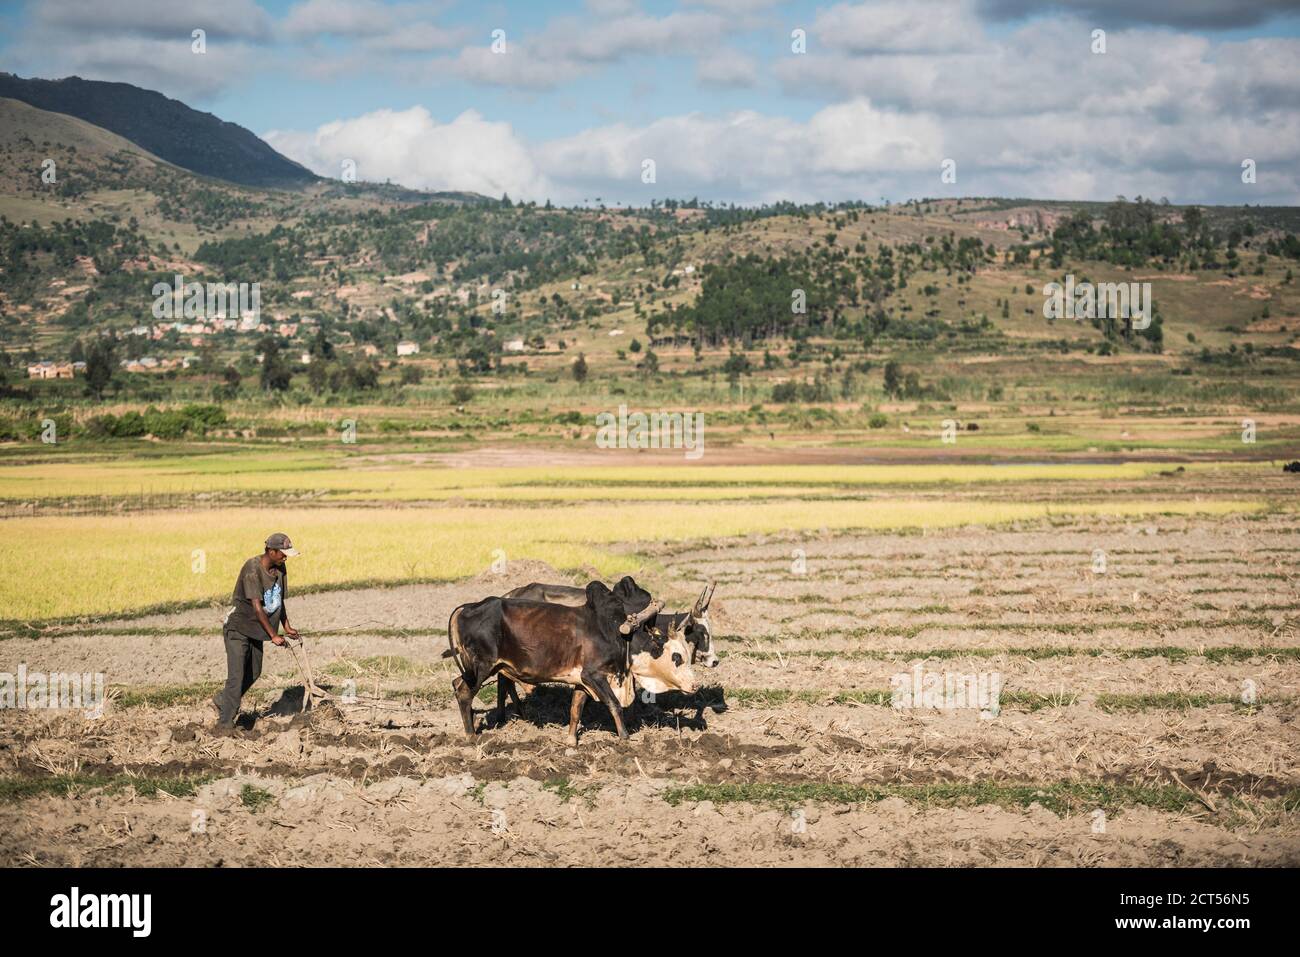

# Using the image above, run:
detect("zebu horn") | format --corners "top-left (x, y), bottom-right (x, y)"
top-left (620, 599), bottom-right (664, 635)
top-left (693, 582), bottom-right (716, 616)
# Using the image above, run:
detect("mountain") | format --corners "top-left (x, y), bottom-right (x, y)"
top-left (0, 73), bottom-right (318, 189)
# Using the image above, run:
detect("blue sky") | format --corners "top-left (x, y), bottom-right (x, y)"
top-left (3, 0), bottom-right (1299, 205)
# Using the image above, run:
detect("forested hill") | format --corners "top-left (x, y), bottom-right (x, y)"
top-left (0, 73), bottom-right (318, 189)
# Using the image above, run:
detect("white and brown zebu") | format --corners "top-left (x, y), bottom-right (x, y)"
top-left (505, 580), bottom-right (718, 668)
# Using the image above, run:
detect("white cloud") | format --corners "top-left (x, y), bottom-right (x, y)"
top-left (430, 10), bottom-right (734, 90)
top-left (536, 11), bottom-right (730, 63)
top-left (10, 34), bottom-right (261, 101)
top-left (31, 0), bottom-right (275, 40)
top-left (280, 0), bottom-right (461, 49)
top-left (815, 0), bottom-right (984, 54)
top-left (536, 100), bottom-right (946, 203)
top-left (585, 0), bottom-right (640, 15)
top-left (431, 45), bottom-right (592, 90)
top-left (264, 106), bottom-right (552, 199)
top-left (696, 48), bottom-right (760, 88)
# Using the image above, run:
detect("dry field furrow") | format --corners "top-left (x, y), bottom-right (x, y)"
top-left (2, 515), bottom-right (1298, 866)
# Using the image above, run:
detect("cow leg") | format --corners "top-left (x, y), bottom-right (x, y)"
top-left (567, 689), bottom-right (588, 747)
top-left (492, 677), bottom-right (525, 727)
top-left (495, 679), bottom-right (510, 728)
top-left (504, 678), bottom-right (525, 718)
top-left (499, 681), bottom-right (525, 717)
top-left (452, 674), bottom-right (480, 739)
top-left (584, 672), bottom-right (629, 741)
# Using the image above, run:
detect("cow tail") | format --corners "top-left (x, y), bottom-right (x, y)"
top-left (443, 606), bottom-right (467, 675)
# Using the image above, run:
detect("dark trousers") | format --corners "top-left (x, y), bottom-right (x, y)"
top-left (217, 630), bottom-right (263, 725)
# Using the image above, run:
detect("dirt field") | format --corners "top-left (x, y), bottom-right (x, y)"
top-left (2, 514), bottom-right (1298, 867)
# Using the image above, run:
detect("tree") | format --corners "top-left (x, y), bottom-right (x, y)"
top-left (572, 352), bottom-right (588, 384)
top-left (883, 360), bottom-right (901, 397)
top-left (307, 361), bottom-right (329, 395)
top-left (258, 336), bottom-right (292, 392)
top-left (309, 326), bottom-right (335, 361)
top-left (84, 338), bottom-right (115, 400)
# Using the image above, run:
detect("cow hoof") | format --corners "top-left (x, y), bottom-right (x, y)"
top-left (566, 734), bottom-right (578, 747)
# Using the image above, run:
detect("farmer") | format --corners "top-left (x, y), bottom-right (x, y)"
top-left (213, 533), bottom-right (300, 730)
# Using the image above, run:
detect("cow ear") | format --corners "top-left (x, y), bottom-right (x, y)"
top-left (612, 576), bottom-right (651, 615)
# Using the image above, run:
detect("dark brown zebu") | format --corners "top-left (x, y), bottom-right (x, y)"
top-left (443, 580), bottom-right (679, 745)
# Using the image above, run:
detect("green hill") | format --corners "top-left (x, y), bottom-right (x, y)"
top-left (0, 73), bottom-right (317, 189)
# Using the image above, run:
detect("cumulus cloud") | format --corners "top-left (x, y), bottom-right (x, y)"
top-left (280, 0), bottom-right (462, 50)
top-left (696, 48), bottom-right (760, 87)
top-left (430, 10), bottom-right (734, 90)
top-left (263, 106), bottom-right (553, 199)
top-left (778, 12), bottom-right (1300, 122)
top-left (538, 11), bottom-right (729, 62)
top-left (30, 0), bottom-right (275, 40)
top-left (2, 0), bottom-right (271, 99)
top-left (535, 100), bottom-right (946, 203)
top-left (764, 10), bottom-right (1300, 204)
top-left (265, 75), bottom-right (1300, 207)
top-left (815, 1), bottom-right (984, 54)
top-left (10, 35), bottom-right (261, 101)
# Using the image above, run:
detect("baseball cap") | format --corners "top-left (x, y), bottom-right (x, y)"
top-left (265, 532), bottom-right (300, 557)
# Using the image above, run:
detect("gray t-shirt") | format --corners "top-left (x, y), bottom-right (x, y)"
top-left (224, 556), bottom-right (287, 641)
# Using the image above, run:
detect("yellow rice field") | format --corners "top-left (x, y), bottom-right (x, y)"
top-left (0, 457), bottom-right (1263, 502)
top-left (0, 497), bottom-right (1266, 621)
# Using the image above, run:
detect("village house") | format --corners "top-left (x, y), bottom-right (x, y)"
top-left (503, 338), bottom-right (526, 353)
top-left (120, 356), bottom-right (167, 373)
top-left (27, 361), bottom-right (76, 379)
top-left (397, 340), bottom-right (420, 356)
